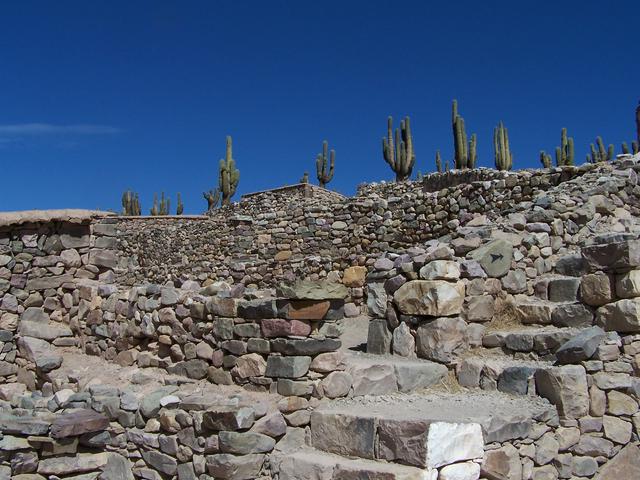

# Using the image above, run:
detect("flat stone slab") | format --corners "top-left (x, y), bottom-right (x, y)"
top-left (274, 448), bottom-right (434, 480)
top-left (50, 409), bottom-right (110, 439)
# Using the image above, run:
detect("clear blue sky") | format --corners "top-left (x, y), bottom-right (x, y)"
top-left (1, 1), bottom-right (638, 213)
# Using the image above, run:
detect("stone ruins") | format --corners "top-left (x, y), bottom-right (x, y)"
top-left (2, 154), bottom-right (640, 479)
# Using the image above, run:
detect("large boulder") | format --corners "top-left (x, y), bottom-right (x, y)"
top-left (277, 280), bottom-right (348, 300)
top-left (469, 239), bottom-right (513, 278)
top-left (393, 280), bottom-right (465, 316)
top-left (555, 326), bottom-right (605, 364)
top-left (596, 299), bottom-right (640, 332)
top-left (582, 239), bottom-right (640, 271)
top-left (535, 365), bottom-right (589, 419)
top-left (416, 317), bottom-right (468, 363)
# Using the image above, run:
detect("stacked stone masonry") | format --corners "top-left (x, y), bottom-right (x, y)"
top-left (2, 155), bottom-right (640, 479)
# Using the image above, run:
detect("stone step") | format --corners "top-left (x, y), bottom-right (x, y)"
top-left (456, 352), bottom-right (553, 395)
top-left (309, 391), bottom-right (555, 469)
top-left (512, 297), bottom-right (594, 327)
top-left (481, 325), bottom-right (586, 355)
top-left (342, 351), bottom-right (449, 396)
top-left (272, 448), bottom-right (435, 480)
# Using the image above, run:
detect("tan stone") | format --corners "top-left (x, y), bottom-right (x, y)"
top-left (393, 280), bottom-right (465, 316)
top-left (275, 250), bottom-right (292, 261)
top-left (286, 300), bottom-right (330, 320)
top-left (343, 266), bottom-right (367, 287)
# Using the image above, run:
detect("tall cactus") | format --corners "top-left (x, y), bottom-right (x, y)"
top-left (383, 116), bottom-right (415, 181)
top-left (587, 137), bottom-right (614, 163)
top-left (203, 188), bottom-right (220, 212)
top-left (555, 128), bottom-right (575, 166)
top-left (540, 151), bottom-right (552, 169)
top-left (150, 193), bottom-right (159, 216)
top-left (435, 150), bottom-right (443, 173)
top-left (452, 100), bottom-right (477, 169)
top-left (176, 193), bottom-right (184, 215)
top-left (316, 140), bottom-right (335, 188)
top-left (159, 192), bottom-right (170, 215)
top-left (219, 136), bottom-right (240, 206)
top-left (121, 190), bottom-right (141, 216)
top-left (636, 100), bottom-right (640, 144)
top-left (493, 122), bottom-right (513, 171)
top-left (300, 172), bottom-right (309, 184)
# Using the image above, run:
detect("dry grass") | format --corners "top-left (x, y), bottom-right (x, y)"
top-left (484, 297), bottom-right (522, 332)
top-left (425, 369), bottom-right (465, 394)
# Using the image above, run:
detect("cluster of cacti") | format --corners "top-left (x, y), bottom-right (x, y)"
top-left (435, 150), bottom-right (443, 173)
top-left (219, 136), bottom-right (240, 206)
top-left (300, 172), bottom-right (309, 184)
top-left (121, 190), bottom-right (141, 216)
top-left (176, 193), bottom-right (184, 215)
top-left (555, 128), bottom-right (575, 166)
top-left (383, 116), bottom-right (415, 181)
top-left (203, 188), bottom-right (221, 212)
top-left (452, 100), bottom-right (477, 169)
top-left (493, 122), bottom-right (513, 171)
top-left (587, 137), bottom-right (614, 163)
top-left (316, 141), bottom-right (335, 188)
top-left (622, 142), bottom-right (640, 155)
top-left (150, 192), bottom-right (170, 216)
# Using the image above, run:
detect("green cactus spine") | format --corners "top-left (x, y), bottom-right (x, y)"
top-left (435, 150), bottom-right (443, 173)
top-left (383, 116), bottom-right (415, 181)
top-left (176, 193), bottom-right (183, 215)
top-left (219, 136), bottom-right (240, 206)
top-left (622, 142), bottom-right (630, 154)
top-left (150, 193), bottom-right (159, 216)
top-left (493, 122), bottom-right (512, 171)
top-left (452, 100), bottom-right (477, 169)
top-left (316, 140), bottom-right (335, 188)
top-left (555, 128), bottom-right (575, 166)
top-left (587, 137), bottom-right (614, 163)
top-left (634, 141), bottom-right (640, 155)
top-left (203, 188), bottom-right (221, 212)
top-left (121, 190), bottom-right (141, 216)
top-left (300, 172), bottom-right (309, 184)
top-left (540, 151), bottom-right (552, 169)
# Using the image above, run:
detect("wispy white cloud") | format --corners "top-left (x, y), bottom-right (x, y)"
top-left (0, 123), bottom-right (121, 135)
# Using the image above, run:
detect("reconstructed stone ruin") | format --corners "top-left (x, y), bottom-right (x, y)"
top-left (2, 155), bottom-right (640, 479)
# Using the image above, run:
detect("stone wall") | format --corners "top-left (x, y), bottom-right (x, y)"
top-left (113, 161), bottom-right (610, 295)
top-left (0, 214), bottom-right (119, 389)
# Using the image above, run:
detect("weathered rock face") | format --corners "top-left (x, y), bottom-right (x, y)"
top-left (469, 239), bottom-right (513, 278)
top-left (596, 298), bottom-right (640, 332)
top-left (277, 280), bottom-right (348, 300)
top-left (535, 365), bottom-right (589, 419)
top-left (393, 280), bottom-right (465, 316)
top-left (416, 317), bottom-right (469, 362)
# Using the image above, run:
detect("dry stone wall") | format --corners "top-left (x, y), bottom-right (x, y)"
top-left (112, 163), bottom-right (608, 296)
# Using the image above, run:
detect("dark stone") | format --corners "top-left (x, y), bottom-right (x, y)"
top-left (555, 326), bottom-right (605, 364)
top-left (270, 338), bottom-right (341, 356)
top-left (555, 254), bottom-right (589, 277)
top-left (366, 318), bottom-right (392, 354)
top-left (497, 367), bottom-right (537, 395)
top-left (51, 409), bottom-right (110, 439)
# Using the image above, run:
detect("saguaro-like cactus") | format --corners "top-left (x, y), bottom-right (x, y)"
top-left (159, 192), bottom-right (170, 215)
top-left (219, 136), bottom-right (240, 206)
top-left (435, 150), bottom-right (443, 173)
top-left (555, 128), bottom-right (575, 166)
top-left (383, 116), bottom-right (415, 181)
top-left (587, 137), bottom-right (614, 163)
top-left (493, 122), bottom-right (513, 171)
top-left (121, 190), bottom-right (141, 216)
top-left (300, 172), bottom-right (309, 184)
top-left (636, 100), bottom-right (640, 143)
top-left (150, 193), bottom-right (159, 216)
top-left (622, 141), bottom-right (640, 155)
top-left (540, 151), bottom-right (552, 169)
top-left (316, 140), bottom-right (335, 188)
top-left (176, 193), bottom-right (184, 215)
top-left (452, 100), bottom-right (477, 169)
top-left (203, 188), bottom-right (220, 212)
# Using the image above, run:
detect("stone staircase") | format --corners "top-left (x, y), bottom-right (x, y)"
top-left (271, 390), bottom-right (556, 479)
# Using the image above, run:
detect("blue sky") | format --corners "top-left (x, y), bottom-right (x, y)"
top-left (1, 1), bottom-right (638, 213)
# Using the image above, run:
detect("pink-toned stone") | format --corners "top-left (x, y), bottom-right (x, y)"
top-left (261, 319), bottom-right (311, 338)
